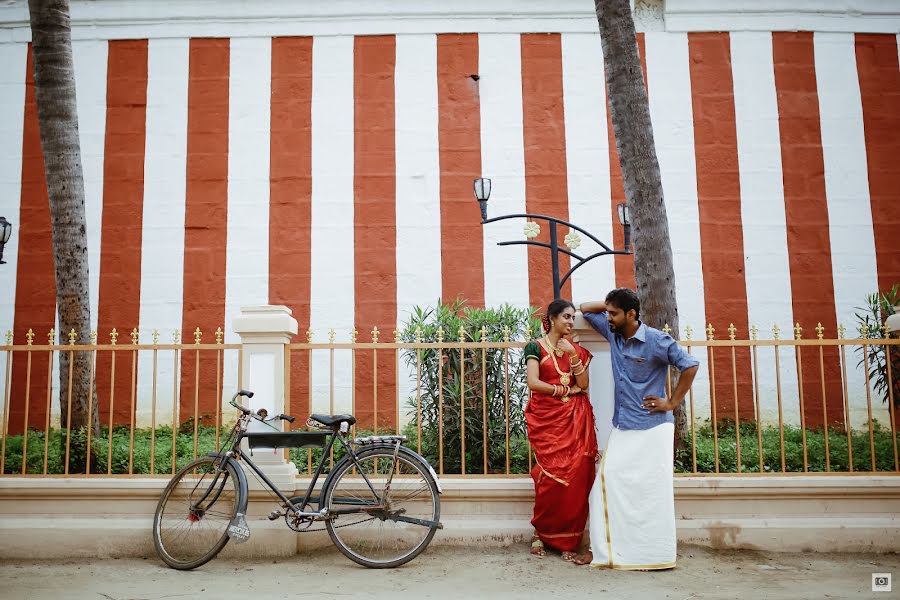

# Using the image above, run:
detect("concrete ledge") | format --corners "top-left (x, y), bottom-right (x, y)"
top-left (2, 475), bottom-right (898, 558)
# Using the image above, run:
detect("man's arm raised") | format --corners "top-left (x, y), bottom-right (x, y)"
top-left (578, 300), bottom-right (608, 314)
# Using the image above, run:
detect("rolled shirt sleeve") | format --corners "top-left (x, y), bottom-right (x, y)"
top-left (661, 334), bottom-right (700, 371)
top-left (582, 311), bottom-right (611, 340)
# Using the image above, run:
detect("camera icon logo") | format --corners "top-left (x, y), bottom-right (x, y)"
top-left (872, 573), bottom-right (892, 592)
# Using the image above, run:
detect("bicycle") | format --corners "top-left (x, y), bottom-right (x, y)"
top-left (152, 390), bottom-right (442, 570)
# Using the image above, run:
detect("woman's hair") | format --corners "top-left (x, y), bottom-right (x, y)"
top-left (542, 298), bottom-right (576, 333)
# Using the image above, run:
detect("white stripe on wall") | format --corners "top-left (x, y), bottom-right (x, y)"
top-left (395, 34), bottom-right (442, 322)
top-left (479, 33), bottom-right (529, 310)
top-left (137, 38), bottom-right (190, 424)
top-left (561, 32), bottom-right (615, 302)
top-left (0, 43), bottom-right (27, 345)
top-left (644, 32), bottom-right (711, 410)
top-left (395, 34), bottom-right (442, 424)
top-left (72, 40), bottom-right (108, 335)
top-left (310, 35), bottom-right (355, 415)
top-left (224, 37), bottom-right (272, 412)
top-left (731, 31), bottom-right (800, 424)
top-left (814, 32), bottom-right (880, 427)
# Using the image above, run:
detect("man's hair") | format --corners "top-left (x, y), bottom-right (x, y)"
top-left (605, 288), bottom-right (640, 319)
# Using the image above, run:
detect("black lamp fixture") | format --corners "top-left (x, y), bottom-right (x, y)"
top-left (475, 178), bottom-right (631, 299)
top-left (0, 217), bottom-right (11, 265)
top-left (617, 202), bottom-right (631, 252)
top-left (474, 177), bottom-right (491, 221)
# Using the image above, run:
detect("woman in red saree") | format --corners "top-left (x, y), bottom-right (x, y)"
top-left (524, 299), bottom-right (598, 560)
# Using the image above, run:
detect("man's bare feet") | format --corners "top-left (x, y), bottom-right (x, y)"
top-left (573, 550), bottom-right (593, 566)
top-left (530, 535), bottom-right (545, 558)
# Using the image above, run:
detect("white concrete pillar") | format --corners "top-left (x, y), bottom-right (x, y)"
top-left (573, 313), bottom-right (614, 451)
top-left (232, 305), bottom-right (299, 486)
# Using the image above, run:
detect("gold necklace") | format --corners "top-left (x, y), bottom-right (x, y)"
top-left (543, 334), bottom-right (564, 358)
top-left (543, 335), bottom-right (571, 386)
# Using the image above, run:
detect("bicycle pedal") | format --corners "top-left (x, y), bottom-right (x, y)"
top-left (267, 510), bottom-right (283, 521)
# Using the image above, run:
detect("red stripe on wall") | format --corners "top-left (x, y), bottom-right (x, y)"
top-left (521, 33), bottom-right (571, 307)
top-left (10, 46), bottom-right (55, 435)
top-left (269, 37), bottom-right (313, 423)
top-left (353, 35), bottom-right (397, 431)
top-left (687, 32), bottom-right (753, 420)
top-left (180, 39), bottom-right (230, 424)
top-left (95, 40), bottom-right (149, 426)
top-left (607, 34), bottom-right (646, 290)
top-left (855, 34), bottom-right (900, 292)
top-left (437, 34), bottom-right (484, 307)
top-left (772, 32), bottom-right (842, 427)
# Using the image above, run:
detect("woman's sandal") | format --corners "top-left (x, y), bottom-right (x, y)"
top-left (530, 535), bottom-right (546, 558)
top-left (573, 550), bottom-right (593, 566)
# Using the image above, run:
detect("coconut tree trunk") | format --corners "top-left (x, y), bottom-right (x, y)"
top-left (594, 0), bottom-right (688, 444)
top-left (28, 0), bottom-right (98, 470)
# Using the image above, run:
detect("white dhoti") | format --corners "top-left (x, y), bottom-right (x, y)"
top-left (588, 422), bottom-right (676, 570)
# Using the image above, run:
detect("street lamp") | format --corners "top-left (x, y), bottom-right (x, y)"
top-left (617, 202), bottom-right (631, 252)
top-left (475, 178), bottom-right (632, 300)
top-left (0, 217), bottom-right (11, 265)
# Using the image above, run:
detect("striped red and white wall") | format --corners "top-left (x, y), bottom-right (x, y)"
top-left (0, 3), bottom-right (899, 431)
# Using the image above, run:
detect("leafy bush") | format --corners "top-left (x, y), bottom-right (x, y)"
top-left (855, 283), bottom-right (900, 407)
top-left (397, 300), bottom-right (541, 474)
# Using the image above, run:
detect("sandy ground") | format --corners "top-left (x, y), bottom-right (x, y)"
top-left (1, 545), bottom-right (897, 600)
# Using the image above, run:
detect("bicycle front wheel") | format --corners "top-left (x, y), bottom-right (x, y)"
top-left (324, 447), bottom-right (440, 568)
top-left (153, 456), bottom-right (241, 570)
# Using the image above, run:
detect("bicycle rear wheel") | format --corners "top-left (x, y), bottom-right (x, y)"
top-left (153, 456), bottom-right (240, 570)
top-left (324, 447), bottom-right (440, 568)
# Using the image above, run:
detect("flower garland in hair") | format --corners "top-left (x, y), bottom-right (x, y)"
top-left (541, 313), bottom-right (551, 334)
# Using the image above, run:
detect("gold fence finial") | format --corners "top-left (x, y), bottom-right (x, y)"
top-left (110, 328), bottom-right (118, 345)
top-left (458, 325), bottom-right (466, 342)
top-left (26, 329), bottom-right (34, 346)
top-left (90, 330), bottom-right (97, 345)
top-left (436, 326), bottom-right (444, 344)
top-left (684, 325), bottom-right (693, 340)
top-left (524, 322), bottom-right (532, 339)
top-left (415, 326), bottom-right (423, 344)
top-left (68, 329), bottom-right (77, 345)
top-left (306, 329), bottom-right (313, 343)
top-left (5, 330), bottom-right (12, 346)
top-left (173, 329), bottom-right (181, 345)
top-left (860, 322), bottom-right (869, 337)
top-left (502, 325), bottom-right (510, 343)
top-left (393, 328), bottom-right (400, 343)
top-left (662, 323), bottom-right (672, 335)
top-left (794, 322), bottom-right (802, 340)
top-left (371, 326), bottom-right (380, 343)
top-left (728, 323), bottom-right (737, 340)
top-left (350, 328), bottom-right (358, 343)
top-left (706, 323), bottom-right (715, 341)
top-left (152, 329), bottom-right (160, 345)
top-left (816, 322), bottom-right (824, 339)
top-left (328, 328), bottom-right (336, 344)
top-left (193, 327), bottom-right (202, 344)
top-left (838, 323), bottom-right (846, 339)
top-left (48, 328), bottom-right (56, 345)
top-left (751, 324), bottom-right (759, 340)
top-left (480, 325), bottom-right (487, 343)
top-left (215, 327), bottom-right (223, 345)
top-left (772, 323), bottom-right (780, 340)
top-left (131, 328), bottom-right (139, 345)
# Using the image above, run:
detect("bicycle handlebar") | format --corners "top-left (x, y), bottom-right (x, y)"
top-left (229, 390), bottom-right (295, 423)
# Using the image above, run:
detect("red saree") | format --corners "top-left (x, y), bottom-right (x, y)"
top-left (524, 339), bottom-right (597, 552)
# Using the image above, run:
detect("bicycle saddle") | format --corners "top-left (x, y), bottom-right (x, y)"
top-left (309, 413), bottom-right (357, 427)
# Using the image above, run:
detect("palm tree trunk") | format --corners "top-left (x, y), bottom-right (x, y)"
top-left (594, 0), bottom-right (688, 445)
top-left (28, 0), bottom-right (98, 470)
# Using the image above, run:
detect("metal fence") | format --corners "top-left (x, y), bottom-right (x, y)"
top-left (0, 323), bottom-right (897, 478)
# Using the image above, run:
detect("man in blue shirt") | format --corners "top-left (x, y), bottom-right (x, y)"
top-left (575, 288), bottom-right (699, 570)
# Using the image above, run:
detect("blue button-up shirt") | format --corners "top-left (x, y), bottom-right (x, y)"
top-left (583, 311), bottom-right (699, 430)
